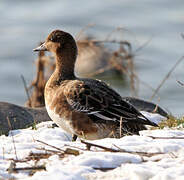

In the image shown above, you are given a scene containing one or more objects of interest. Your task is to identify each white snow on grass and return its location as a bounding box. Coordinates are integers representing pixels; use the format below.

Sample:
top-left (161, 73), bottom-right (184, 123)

top-left (0, 113), bottom-right (184, 180)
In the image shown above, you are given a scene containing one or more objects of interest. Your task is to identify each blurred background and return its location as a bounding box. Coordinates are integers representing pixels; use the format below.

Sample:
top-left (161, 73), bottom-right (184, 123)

top-left (0, 0), bottom-right (184, 116)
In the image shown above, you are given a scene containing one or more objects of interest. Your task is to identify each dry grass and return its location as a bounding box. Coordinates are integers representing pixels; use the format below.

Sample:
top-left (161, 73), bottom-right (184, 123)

top-left (151, 115), bottom-right (184, 129)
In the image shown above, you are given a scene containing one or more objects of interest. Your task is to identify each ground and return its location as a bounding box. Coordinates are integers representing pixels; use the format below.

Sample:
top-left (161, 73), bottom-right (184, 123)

top-left (1, 114), bottom-right (184, 180)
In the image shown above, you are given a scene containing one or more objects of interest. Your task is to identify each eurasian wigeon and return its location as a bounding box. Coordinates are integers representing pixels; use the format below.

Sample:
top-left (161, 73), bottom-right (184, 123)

top-left (33, 30), bottom-right (158, 140)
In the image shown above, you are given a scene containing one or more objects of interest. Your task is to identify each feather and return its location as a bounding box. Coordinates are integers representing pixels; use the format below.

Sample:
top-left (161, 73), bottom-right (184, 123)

top-left (65, 79), bottom-right (158, 127)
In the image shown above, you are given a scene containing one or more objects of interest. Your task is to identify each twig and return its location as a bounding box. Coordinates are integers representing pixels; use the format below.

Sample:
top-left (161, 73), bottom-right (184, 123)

top-left (127, 56), bottom-right (138, 96)
top-left (150, 56), bottom-right (184, 100)
top-left (152, 104), bottom-right (159, 113)
top-left (81, 140), bottom-right (163, 157)
top-left (169, 152), bottom-right (178, 158)
top-left (81, 140), bottom-right (119, 152)
top-left (134, 36), bottom-right (153, 54)
top-left (113, 144), bottom-right (163, 157)
top-left (148, 136), bottom-right (184, 139)
top-left (93, 167), bottom-right (116, 171)
top-left (120, 117), bottom-right (123, 137)
top-left (81, 140), bottom-right (161, 157)
top-left (63, 144), bottom-right (89, 151)
top-left (36, 140), bottom-right (79, 155)
top-left (177, 80), bottom-right (184, 86)
top-left (104, 27), bottom-right (127, 41)
top-left (76, 24), bottom-right (95, 40)
top-left (36, 139), bottom-right (65, 152)
top-left (21, 74), bottom-right (32, 107)
top-left (7, 117), bottom-right (18, 160)
top-left (7, 165), bottom-right (46, 172)
top-left (36, 147), bottom-right (61, 154)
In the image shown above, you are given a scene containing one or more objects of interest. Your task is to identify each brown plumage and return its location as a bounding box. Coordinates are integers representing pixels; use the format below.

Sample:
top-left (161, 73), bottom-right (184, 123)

top-left (33, 30), bottom-right (158, 140)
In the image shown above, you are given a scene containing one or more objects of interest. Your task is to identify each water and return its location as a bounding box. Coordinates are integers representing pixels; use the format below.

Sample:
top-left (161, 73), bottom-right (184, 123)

top-left (0, 0), bottom-right (184, 116)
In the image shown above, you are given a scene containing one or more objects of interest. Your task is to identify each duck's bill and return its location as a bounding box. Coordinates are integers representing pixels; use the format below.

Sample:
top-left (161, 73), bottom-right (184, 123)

top-left (33, 42), bottom-right (47, 51)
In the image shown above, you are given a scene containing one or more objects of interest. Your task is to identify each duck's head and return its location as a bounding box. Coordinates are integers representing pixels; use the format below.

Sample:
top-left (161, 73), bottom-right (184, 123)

top-left (33, 30), bottom-right (77, 57)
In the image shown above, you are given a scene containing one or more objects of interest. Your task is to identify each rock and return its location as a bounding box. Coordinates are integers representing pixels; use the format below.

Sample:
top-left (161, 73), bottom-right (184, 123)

top-left (123, 97), bottom-right (168, 118)
top-left (0, 102), bottom-right (51, 135)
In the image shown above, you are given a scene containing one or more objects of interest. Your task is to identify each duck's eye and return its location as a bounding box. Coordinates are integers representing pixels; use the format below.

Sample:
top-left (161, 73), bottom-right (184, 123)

top-left (50, 35), bottom-right (61, 42)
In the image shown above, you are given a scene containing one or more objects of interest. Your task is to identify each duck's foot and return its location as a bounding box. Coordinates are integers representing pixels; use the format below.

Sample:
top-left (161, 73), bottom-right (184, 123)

top-left (72, 134), bottom-right (78, 141)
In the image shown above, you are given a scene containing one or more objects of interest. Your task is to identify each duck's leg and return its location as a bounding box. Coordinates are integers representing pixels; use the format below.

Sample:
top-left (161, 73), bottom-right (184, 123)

top-left (72, 134), bottom-right (78, 141)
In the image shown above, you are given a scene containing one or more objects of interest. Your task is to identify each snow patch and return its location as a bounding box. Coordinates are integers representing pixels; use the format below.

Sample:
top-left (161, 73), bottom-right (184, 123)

top-left (0, 113), bottom-right (184, 179)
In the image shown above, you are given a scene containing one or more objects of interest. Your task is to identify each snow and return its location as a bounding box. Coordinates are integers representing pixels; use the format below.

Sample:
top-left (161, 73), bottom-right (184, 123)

top-left (1, 113), bottom-right (184, 180)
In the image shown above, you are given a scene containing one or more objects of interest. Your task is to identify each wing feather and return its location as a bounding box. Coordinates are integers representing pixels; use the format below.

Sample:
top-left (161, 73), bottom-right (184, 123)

top-left (64, 79), bottom-right (158, 127)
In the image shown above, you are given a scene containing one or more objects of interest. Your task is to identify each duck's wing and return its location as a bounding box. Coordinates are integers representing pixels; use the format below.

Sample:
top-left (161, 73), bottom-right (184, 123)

top-left (64, 79), bottom-right (158, 127)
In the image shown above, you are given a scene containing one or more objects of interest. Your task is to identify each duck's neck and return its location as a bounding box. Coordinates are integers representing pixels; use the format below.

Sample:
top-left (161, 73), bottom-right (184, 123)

top-left (52, 48), bottom-right (77, 84)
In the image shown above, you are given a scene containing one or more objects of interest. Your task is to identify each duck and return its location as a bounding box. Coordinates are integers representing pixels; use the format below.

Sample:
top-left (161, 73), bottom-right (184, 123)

top-left (33, 29), bottom-right (158, 140)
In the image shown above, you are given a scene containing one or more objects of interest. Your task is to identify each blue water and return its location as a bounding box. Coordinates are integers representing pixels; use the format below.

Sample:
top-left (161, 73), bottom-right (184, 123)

top-left (0, 0), bottom-right (184, 115)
